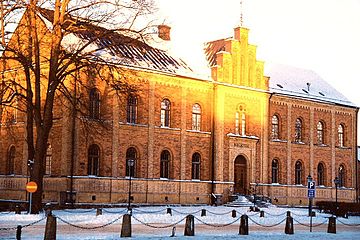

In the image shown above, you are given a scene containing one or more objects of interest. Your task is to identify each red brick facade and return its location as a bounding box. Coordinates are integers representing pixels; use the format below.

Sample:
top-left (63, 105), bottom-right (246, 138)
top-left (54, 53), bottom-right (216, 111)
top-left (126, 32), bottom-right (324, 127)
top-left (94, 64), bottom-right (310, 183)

top-left (0, 26), bottom-right (358, 205)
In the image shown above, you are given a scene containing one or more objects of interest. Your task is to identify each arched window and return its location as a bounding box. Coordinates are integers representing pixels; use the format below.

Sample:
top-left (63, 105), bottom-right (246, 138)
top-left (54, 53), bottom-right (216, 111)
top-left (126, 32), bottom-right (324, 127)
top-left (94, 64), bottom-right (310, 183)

top-left (295, 161), bottom-right (303, 185)
top-left (317, 121), bottom-right (324, 144)
top-left (295, 118), bottom-right (302, 143)
top-left (241, 112), bottom-right (246, 136)
top-left (160, 99), bottom-right (171, 127)
top-left (127, 95), bottom-right (137, 124)
top-left (45, 144), bottom-right (52, 175)
top-left (191, 153), bottom-right (201, 180)
top-left (88, 144), bottom-right (100, 176)
top-left (317, 163), bottom-right (325, 186)
top-left (89, 88), bottom-right (101, 119)
top-left (338, 124), bottom-right (344, 147)
top-left (338, 165), bottom-right (345, 187)
top-left (160, 150), bottom-right (170, 178)
top-left (6, 146), bottom-right (15, 175)
top-left (271, 115), bottom-right (279, 139)
top-left (126, 147), bottom-right (137, 177)
top-left (271, 159), bottom-right (279, 183)
top-left (192, 104), bottom-right (201, 131)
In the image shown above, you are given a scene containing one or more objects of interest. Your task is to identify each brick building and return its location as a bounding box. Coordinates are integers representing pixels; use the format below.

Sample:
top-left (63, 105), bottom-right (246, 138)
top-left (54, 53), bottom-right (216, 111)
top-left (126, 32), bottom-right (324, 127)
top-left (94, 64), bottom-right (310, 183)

top-left (0, 9), bottom-right (358, 205)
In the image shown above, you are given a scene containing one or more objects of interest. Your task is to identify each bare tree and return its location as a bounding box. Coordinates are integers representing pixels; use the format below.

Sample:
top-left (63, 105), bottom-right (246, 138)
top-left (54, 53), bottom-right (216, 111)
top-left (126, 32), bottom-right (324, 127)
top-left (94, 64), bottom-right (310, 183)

top-left (0, 0), bottom-right (158, 213)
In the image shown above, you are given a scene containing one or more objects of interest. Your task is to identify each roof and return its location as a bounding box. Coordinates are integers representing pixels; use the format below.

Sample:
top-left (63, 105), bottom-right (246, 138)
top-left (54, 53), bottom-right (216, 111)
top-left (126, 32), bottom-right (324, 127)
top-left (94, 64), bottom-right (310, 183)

top-left (37, 8), bottom-right (193, 76)
top-left (266, 64), bottom-right (357, 107)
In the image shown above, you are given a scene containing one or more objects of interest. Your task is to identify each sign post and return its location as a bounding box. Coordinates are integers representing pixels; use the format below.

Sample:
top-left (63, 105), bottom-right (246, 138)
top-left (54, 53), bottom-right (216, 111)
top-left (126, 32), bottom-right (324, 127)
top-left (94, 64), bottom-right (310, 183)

top-left (26, 181), bottom-right (38, 214)
top-left (307, 178), bottom-right (316, 232)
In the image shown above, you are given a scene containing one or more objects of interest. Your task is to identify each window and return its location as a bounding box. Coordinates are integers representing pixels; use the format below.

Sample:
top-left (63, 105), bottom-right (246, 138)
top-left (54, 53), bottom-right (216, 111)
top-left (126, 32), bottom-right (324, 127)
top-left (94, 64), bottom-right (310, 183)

top-left (127, 95), bottom-right (137, 124)
top-left (6, 146), bottom-right (15, 175)
top-left (45, 144), bottom-right (52, 175)
top-left (317, 121), bottom-right (324, 144)
top-left (191, 153), bottom-right (201, 180)
top-left (88, 144), bottom-right (100, 176)
top-left (235, 112), bottom-right (240, 134)
top-left (338, 165), bottom-right (345, 187)
top-left (271, 159), bottom-right (279, 183)
top-left (160, 99), bottom-right (171, 127)
top-left (241, 112), bottom-right (246, 136)
top-left (295, 161), bottom-right (303, 185)
top-left (89, 88), bottom-right (101, 119)
top-left (126, 147), bottom-right (137, 177)
top-left (317, 163), bottom-right (325, 186)
top-left (338, 124), bottom-right (344, 147)
top-left (160, 150), bottom-right (170, 178)
top-left (192, 104), bottom-right (201, 131)
top-left (295, 118), bottom-right (302, 143)
top-left (271, 115), bottom-right (279, 139)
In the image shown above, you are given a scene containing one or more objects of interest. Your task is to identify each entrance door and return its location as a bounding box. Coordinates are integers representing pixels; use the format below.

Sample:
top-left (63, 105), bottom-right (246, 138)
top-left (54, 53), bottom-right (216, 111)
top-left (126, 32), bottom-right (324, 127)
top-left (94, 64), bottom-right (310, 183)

top-left (234, 155), bottom-right (247, 194)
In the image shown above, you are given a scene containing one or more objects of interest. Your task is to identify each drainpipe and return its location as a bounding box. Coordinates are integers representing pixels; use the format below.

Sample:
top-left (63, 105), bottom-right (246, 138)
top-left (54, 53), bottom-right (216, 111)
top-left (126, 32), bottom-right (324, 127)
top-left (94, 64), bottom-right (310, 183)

top-left (210, 83), bottom-right (216, 204)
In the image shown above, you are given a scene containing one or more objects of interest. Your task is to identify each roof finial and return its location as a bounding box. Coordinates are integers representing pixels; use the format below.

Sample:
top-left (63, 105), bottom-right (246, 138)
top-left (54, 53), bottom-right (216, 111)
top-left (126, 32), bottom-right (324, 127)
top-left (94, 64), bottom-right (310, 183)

top-left (240, 0), bottom-right (244, 27)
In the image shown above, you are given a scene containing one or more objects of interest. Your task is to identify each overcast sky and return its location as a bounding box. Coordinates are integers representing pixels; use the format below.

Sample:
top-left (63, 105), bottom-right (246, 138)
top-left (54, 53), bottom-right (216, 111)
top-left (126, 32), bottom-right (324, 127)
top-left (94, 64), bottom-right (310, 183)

top-left (156, 0), bottom-right (360, 144)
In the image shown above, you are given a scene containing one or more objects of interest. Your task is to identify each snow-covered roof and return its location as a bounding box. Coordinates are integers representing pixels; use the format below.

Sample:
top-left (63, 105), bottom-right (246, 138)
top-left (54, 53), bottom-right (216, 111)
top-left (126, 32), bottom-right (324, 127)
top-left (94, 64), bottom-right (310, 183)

top-left (266, 64), bottom-right (357, 107)
top-left (37, 8), bottom-right (193, 76)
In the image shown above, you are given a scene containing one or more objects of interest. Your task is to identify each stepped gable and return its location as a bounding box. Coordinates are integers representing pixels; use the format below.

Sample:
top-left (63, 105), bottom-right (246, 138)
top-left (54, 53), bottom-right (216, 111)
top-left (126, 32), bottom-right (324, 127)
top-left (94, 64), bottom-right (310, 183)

top-left (37, 8), bottom-right (193, 75)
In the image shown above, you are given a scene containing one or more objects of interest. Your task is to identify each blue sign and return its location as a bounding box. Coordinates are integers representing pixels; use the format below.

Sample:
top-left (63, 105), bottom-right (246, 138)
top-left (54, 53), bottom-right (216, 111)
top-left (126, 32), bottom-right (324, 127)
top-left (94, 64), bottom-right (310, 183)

top-left (308, 189), bottom-right (315, 198)
top-left (307, 180), bottom-right (316, 198)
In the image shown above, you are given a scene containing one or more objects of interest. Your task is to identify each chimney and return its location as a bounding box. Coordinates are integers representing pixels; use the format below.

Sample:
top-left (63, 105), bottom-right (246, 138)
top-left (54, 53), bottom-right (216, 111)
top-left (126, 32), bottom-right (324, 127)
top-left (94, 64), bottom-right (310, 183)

top-left (158, 25), bottom-right (171, 41)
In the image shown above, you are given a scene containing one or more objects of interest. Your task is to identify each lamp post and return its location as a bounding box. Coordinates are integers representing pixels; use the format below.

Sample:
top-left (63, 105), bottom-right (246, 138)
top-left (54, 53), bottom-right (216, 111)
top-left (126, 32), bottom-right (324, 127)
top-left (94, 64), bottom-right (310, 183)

top-left (307, 175), bottom-right (313, 217)
top-left (334, 176), bottom-right (340, 215)
top-left (127, 159), bottom-right (135, 214)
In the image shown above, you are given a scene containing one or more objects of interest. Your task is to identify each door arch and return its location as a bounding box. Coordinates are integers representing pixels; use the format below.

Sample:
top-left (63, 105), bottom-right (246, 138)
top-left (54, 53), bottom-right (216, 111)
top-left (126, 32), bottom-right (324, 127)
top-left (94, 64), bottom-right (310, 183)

top-left (234, 155), bottom-right (247, 194)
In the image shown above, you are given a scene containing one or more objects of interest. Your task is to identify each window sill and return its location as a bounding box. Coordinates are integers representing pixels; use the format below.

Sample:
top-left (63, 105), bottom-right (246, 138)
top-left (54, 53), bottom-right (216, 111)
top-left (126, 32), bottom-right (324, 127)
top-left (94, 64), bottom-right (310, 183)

top-left (314, 143), bottom-right (329, 147)
top-left (292, 141), bottom-right (306, 145)
top-left (336, 146), bottom-right (351, 150)
top-left (270, 139), bottom-right (287, 143)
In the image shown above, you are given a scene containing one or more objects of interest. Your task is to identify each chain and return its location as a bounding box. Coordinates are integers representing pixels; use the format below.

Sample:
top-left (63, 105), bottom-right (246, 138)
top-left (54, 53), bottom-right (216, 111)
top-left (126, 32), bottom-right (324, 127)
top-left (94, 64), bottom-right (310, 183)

top-left (292, 218), bottom-right (328, 227)
top-left (102, 208), bottom-right (128, 214)
top-left (248, 216), bottom-right (286, 227)
top-left (22, 216), bottom-right (47, 228)
top-left (263, 211), bottom-right (287, 217)
top-left (292, 212), bottom-right (309, 217)
top-left (241, 211), bottom-right (259, 217)
top-left (62, 209), bottom-right (95, 214)
top-left (0, 216), bottom-right (46, 231)
top-left (132, 208), bottom-right (166, 214)
top-left (206, 209), bottom-right (234, 216)
top-left (131, 214), bottom-right (186, 229)
top-left (193, 215), bottom-right (241, 227)
top-left (55, 214), bottom-right (122, 230)
top-left (337, 219), bottom-right (360, 227)
top-left (172, 209), bottom-right (202, 215)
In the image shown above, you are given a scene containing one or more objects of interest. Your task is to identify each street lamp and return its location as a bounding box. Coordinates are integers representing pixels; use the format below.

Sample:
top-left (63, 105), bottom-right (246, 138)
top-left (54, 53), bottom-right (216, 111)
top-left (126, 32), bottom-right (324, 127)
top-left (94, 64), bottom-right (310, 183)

top-left (127, 159), bottom-right (135, 214)
top-left (334, 176), bottom-right (340, 214)
top-left (307, 175), bottom-right (313, 217)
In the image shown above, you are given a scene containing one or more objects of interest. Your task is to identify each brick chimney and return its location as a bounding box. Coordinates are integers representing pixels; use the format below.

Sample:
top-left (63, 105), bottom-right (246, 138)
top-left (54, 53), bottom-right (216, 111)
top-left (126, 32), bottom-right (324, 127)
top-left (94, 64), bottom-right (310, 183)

top-left (158, 25), bottom-right (171, 41)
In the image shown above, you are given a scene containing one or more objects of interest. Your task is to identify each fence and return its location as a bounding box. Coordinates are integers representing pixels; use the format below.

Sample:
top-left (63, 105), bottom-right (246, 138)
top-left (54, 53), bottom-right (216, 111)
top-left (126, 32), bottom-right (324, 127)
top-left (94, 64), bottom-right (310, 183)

top-left (1, 207), bottom-right (360, 239)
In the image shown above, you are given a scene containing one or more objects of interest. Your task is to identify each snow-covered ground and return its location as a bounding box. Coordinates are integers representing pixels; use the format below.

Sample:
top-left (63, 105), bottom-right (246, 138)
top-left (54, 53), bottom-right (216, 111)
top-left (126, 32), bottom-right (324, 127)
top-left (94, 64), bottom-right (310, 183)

top-left (1, 205), bottom-right (359, 239)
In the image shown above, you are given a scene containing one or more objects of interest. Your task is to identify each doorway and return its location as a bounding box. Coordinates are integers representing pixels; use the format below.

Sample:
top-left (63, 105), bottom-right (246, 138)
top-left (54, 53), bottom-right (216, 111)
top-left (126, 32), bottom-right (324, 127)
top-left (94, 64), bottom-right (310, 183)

top-left (234, 155), bottom-right (247, 194)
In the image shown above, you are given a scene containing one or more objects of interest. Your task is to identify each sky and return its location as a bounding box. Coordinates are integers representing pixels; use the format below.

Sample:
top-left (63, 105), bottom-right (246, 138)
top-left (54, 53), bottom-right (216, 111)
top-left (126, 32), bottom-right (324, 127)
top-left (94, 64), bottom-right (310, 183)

top-left (155, 0), bottom-right (360, 145)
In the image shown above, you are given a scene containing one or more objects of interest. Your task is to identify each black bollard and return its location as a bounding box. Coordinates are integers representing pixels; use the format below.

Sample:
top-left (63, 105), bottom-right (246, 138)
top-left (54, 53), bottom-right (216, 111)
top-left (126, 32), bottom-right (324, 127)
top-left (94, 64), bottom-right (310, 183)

top-left (167, 208), bottom-right (172, 216)
top-left (286, 211), bottom-right (291, 217)
top-left (239, 215), bottom-right (249, 235)
top-left (44, 213), bottom-right (57, 240)
top-left (201, 209), bottom-right (206, 217)
top-left (327, 216), bottom-right (336, 234)
top-left (16, 225), bottom-right (21, 240)
top-left (15, 205), bottom-right (21, 215)
top-left (260, 210), bottom-right (265, 218)
top-left (96, 208), bottom-right (103, 216)
top-left (285, 214), bottom-right (294, 235)
top-left (184, 215), bottom-right (195, 236)
top-left (232, 209), bottom-right (237, 218)
top-left (121, 214), bottom-right (132, 237)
